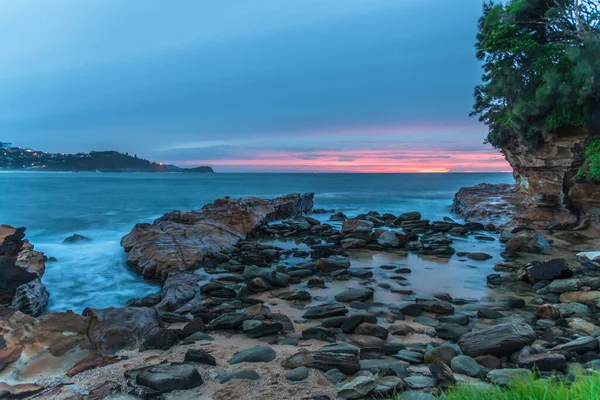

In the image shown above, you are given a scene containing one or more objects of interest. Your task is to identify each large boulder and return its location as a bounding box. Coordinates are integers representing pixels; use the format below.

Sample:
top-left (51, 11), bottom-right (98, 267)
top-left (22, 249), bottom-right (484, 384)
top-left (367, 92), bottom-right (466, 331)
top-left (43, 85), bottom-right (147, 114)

top-left (84, 307), bottom-right (162, 353)
top-left (518, 258), bottom-right (572, 283)
top-left (458, 323), bottom-right (536, 357)
top-left (0, 308), bottom-right (93, 381)
top-left (121, 193), bottom-right (314, 280)
top-left (0, 225), bottom-right (49, 316)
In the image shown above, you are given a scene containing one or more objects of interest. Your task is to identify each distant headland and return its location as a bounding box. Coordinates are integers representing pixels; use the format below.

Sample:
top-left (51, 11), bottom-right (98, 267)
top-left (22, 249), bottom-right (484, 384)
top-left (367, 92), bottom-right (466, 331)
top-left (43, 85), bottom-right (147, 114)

top-left (0, 142), bottom-right (213, 173)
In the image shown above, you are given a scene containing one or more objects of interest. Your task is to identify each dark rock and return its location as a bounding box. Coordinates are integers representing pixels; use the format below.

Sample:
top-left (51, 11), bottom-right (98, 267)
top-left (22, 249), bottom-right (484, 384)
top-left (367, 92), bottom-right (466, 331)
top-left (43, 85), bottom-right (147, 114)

top-left (135, 364), bottom-right (203, 392)
top-left (303, 303), bottom-right (348, 319)
top-left (220, 369), bottom-right (260, 383)
top-left (206, 312), bottom-right (249, 330)
top-left (324, 368), bottom-right (346, 384)
top-left (435, 323), bottom-right (471, 341)
top-left (450, 355), bottom-right (481, 377)
top-left (139, 328), bottom-right (180, 351)
top-left (353, 323), bottom-right (388, 340)
top-left (417, 299), bottom-right (454, 314)
top-left (458, 323), bottom-right (536, 357)
top-left (63, 234), bottom-right (91, 243)
top-left (303, 327), bottom-right (338, 343)
top-left (282, 351), bottom-right (360, 375)
top-left (520, 258), bottom-right (573, 283)
top-left (429, 359), bottom-right (455, 389)
top-left (335, 288), bottom-right (374, 302)
top-left (182, 318), bottom-right (205, 337)
top-left (316, 256), bottom-right (351, 273)
top-left (477, 307), bottom-right (504, 319)
top-left (245, 322), bottom-right (283, 338)
top-left (286, 366), bottom-right (309, 381)
top-left (517, 353), bottom-right (566, 371)
top-left (337, 376), bottom-right (377, 399)
top-left (184, 349), bottom-right (216, 366)
top-left (228, 346), bottom-right (276, 364)
top-left (466, 253), bottom-right (492, 261)
top-left (424, 345), bottom-right (458, 365)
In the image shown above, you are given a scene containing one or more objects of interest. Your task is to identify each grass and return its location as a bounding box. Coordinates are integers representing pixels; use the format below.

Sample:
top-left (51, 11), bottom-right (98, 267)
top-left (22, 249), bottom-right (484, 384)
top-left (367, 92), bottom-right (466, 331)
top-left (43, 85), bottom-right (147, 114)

top-left (389, 373), bottom-right (600, 400)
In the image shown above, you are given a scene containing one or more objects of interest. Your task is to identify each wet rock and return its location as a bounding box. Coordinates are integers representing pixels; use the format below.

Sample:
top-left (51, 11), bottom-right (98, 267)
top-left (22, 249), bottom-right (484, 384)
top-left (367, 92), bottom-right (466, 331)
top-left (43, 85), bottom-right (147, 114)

top-left (63, 234), bottom-right (91, 243)
top-left (477, 307), bottom-right (504, 319)
top-left (286, 366), bottom-right (309, 382)
top-left (135, 364), bottom-right (203, 392)
top-left (519, 258), bottom-right (572, 283)
top-left (429, 359), bottom-right (455, 389)
top-left (242, 265), bottom-right (290, 287)
top-left (404, 376), bottom-right (436, 390)
top-left (302, 327), bottom-right (338, 343)
top-left (338, 376), bottom-right (377, 399)
top-left (396, 211), bottom-right (422, 222)
top-left (559, 291), bottom-right (600, 304)
top-left (342, 220), bottom-right (374, 241)
top-left (576, 251), bottom-right (600, 268)
top-left (321, 316), bottom-right (347, 328)
top-left (377, 231), bottom-right (407, 248)
top-left (487, 368), bottom-right (532, 386)
top-left (183, 332), bottom-right (215, 344)
top-left (553, 302), bottom-right (591, 317)
top-left (517, 353), bottom-right (566, 371)
top-left (550, 336), bottom-right (599, 353)
top-left (547, 278), bottom-right (583, 294)
top-left (316, 256), bottom-right (351, 273)
top-left (450, 355), bottom-right (481, 377)
top-left (282, 351), bottom-right (360, 375)
top-left (395, 350), bottom-right (424, 363)
top-left (206, 312), bottom-right (249, 330)
top-left (84, 307), bottom-right (161, 353)
top-left (335, 288), bottom-right (374, 302)
top-left (416, 299), bottom-right (454, 314)
top-left (228, 346), bottom-right (276, 364)
top-left (401, 220), bottom-right (431, 234)
top-left (341, 239), bottom-right (367, 249)
top-left (220, 369), bottom-right (260, 383)
top-left (502, 297), bottom-right (526, 309)
top-left (424, 345), bottom-right (459, 365)
top-left (303, 303), bottom-right (348, 319)
top-left (567, 317), bottom-right (600, 335)
top-left (436, 314), bottom-right (470, 326)
top-left (324, 368), bottom-right (347, 384)
top-left (458, 323), bottom-right (536, 357)
top-left (319, 343), bottom-right (360, 355)
top-left (466, 252), bottom-right (492, 261)
top-left (184, 349), bottom-right (216, 366)
top-left (435, 323), bottom-right (471, 341)
top-left (245, 322), bottom-right (284, 338)
top-left (139, 328), bottom-right (180, 351)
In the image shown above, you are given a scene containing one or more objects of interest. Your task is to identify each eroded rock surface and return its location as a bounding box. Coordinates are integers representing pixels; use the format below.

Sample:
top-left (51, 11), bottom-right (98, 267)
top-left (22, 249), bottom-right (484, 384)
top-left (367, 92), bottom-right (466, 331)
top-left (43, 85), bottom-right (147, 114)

top-left (121, 193), bottom-right (314, 280)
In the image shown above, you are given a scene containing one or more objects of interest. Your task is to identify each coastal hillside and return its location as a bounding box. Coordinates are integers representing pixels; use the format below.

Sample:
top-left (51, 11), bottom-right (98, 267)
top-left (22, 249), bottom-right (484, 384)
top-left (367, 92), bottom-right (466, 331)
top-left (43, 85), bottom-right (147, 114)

top-left (0, 146), bottom-right (213, 173)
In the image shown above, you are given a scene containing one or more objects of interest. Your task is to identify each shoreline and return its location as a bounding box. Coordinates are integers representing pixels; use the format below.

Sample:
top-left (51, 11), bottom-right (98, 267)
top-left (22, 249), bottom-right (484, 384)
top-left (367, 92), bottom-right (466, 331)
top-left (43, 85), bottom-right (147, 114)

top-left (1, 189), bottom-right (599, 399)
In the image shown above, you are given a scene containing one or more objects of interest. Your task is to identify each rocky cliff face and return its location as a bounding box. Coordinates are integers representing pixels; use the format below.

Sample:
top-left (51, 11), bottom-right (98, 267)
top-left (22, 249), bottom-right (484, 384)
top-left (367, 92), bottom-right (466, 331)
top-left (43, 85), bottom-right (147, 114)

top-left (0, 225), bottom-right (49, 316)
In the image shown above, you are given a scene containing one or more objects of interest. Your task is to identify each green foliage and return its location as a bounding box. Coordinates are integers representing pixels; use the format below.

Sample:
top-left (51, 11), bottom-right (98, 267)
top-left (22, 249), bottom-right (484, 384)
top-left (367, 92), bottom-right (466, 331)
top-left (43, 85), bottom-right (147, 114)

top-left (389, 372), bottom-right (600, 400)
top-left (585, 137), bottom-right (600, 180)
top-left (472, 0), bottom-right (600, 148)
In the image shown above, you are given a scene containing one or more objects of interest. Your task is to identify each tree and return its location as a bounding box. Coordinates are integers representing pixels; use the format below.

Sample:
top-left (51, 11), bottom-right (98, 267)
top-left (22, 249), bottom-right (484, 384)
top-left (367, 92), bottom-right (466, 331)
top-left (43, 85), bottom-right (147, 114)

top-left (471, 0), bottom-right (600, 149)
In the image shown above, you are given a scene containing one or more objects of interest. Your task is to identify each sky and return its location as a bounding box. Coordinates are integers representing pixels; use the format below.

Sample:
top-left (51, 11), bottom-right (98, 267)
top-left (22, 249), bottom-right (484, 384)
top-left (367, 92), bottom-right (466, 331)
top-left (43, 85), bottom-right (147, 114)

top-left (0, 0), bottom-right (510, 173)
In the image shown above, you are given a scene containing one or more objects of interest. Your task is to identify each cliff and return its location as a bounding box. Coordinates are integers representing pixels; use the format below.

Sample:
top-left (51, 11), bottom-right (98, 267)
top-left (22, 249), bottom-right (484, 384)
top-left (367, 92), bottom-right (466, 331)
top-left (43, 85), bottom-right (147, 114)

top-left (454, 128), bottom-right (600, 252)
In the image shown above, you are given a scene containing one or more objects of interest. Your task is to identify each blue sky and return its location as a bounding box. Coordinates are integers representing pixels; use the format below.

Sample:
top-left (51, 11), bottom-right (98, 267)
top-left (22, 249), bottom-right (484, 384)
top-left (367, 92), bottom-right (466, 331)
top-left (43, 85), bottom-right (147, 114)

top-left (0, 0), bottom-right (509, 172)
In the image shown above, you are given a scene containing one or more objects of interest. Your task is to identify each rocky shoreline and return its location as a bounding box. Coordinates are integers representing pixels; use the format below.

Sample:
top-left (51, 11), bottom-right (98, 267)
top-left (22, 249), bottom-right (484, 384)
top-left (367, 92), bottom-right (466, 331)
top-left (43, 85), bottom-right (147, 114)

top-left (1, 191), bottom-right (600, 399)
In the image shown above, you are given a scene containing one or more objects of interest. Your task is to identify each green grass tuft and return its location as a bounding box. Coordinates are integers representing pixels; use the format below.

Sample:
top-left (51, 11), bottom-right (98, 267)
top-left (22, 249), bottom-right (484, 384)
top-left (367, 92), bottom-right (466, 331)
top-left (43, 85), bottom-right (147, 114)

top-left (388, 373), bottom-right (600, 400)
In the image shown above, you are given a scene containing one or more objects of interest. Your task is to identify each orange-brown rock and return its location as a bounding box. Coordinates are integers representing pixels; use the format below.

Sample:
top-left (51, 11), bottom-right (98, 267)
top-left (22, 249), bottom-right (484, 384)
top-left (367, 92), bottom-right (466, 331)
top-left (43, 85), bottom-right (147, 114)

top-left (0, 225), bottom-right (49, 316)
top-left (536, 304), bottom-right (562, 320)
top-left (121, 193), bottom-right (314, 281)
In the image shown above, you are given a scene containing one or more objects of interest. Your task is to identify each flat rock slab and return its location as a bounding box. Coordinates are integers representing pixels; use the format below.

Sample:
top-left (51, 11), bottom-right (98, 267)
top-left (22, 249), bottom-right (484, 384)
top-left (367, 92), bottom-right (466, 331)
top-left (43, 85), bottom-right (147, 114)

top-left (228, 345), bottom-right (276, 364)
top-left (282, 351), bottom-right (360, 375)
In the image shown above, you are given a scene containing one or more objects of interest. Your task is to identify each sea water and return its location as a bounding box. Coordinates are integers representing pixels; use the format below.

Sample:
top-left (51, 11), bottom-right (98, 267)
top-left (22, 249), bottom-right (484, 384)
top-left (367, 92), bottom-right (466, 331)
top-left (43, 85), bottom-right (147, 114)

top-left (0, 172), bottom-right (514, 312)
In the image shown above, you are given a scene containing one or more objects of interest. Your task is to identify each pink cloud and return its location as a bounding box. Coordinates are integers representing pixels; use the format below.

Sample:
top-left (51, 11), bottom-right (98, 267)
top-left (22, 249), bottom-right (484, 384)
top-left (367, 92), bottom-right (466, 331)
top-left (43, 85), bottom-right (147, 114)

top-left (166, 147), bottom-right (510, 173)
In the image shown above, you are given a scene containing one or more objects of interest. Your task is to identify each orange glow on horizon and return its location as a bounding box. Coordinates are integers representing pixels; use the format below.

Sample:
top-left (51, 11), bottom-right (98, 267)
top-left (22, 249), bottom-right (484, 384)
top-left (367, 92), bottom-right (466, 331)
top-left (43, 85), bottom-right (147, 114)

top-left (166, 148), bottom-right (511, 173)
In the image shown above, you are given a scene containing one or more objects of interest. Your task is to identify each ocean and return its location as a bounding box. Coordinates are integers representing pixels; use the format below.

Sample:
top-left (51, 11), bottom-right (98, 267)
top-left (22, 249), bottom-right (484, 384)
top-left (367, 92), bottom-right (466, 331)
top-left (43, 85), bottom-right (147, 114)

top-left (0, 172), bottom-right (515, 312)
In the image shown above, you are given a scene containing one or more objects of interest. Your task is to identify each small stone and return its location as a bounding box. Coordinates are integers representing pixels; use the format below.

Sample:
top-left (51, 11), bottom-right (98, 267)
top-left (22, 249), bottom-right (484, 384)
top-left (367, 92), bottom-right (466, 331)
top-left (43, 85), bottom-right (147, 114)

top-left (487, 368), bottom-right (532, 386)
top-left (227, 346), bottom-right (276, 364)
top-left (184, 349), bottom-right (216, 366)
top-left (220, 369), bottom-right (260, 383)
top-left (324, 368), bottom-right (347, 384)
top-left (450, 355), bottom-right (481, 377)
top-left (404, 376), bottom-right (436, 390)
top-left (286, 366), bottom-right (309, 382)
top-left (338, 376), bottom-right (377, 399)
top-left (136, 364), bottom-right (203, 392)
